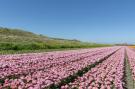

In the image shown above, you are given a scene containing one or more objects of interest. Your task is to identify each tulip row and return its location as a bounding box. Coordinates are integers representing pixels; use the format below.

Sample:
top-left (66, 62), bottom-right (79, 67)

top-left (0, 47), bottom-right (120, 88)
top-left (61, 48), bottom-right (125, 89)
top-left (126, 47), bottom-right (135, 81)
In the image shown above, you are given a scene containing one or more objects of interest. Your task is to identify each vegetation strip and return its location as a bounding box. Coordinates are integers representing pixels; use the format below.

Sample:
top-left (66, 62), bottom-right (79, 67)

top-left (124, 51), bottom-right (135, 89)
top-left (46, 49), bottom-right (119, 89)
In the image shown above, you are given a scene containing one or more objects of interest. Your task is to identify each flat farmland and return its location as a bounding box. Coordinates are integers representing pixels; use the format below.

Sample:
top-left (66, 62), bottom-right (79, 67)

top-left (0, 46), bottom-right (135, 89)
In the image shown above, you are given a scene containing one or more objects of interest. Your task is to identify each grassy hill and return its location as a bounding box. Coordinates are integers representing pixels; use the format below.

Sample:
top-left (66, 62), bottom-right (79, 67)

top-left (0, 27), bottom-right (111, 54)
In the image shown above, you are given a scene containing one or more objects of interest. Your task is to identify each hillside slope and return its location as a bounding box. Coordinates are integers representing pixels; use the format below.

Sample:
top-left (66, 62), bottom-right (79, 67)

top-left (0, 27), bottom-right (110, 51)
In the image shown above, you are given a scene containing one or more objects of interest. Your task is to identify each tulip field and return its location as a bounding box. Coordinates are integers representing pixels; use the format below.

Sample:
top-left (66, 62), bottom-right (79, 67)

top-left (0, 46), bottom-right (135, 89)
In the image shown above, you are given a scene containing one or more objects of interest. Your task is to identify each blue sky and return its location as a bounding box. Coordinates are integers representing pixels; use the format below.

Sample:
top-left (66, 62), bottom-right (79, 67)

top-left (0, 0), bottom-right (135, 44)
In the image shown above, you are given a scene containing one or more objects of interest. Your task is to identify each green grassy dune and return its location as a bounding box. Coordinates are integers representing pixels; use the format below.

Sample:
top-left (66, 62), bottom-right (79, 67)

top-left (0, 27), bottom-right (111, 54)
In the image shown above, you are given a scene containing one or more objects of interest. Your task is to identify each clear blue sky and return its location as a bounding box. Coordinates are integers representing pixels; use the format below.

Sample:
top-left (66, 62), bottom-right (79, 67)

top-left (0, 0), bottom-right (135, 44)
